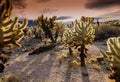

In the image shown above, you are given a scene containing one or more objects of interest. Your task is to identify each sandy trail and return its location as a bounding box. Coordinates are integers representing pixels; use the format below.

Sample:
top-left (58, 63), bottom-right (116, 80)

top-left (0, 38), bottom-right (111, 82)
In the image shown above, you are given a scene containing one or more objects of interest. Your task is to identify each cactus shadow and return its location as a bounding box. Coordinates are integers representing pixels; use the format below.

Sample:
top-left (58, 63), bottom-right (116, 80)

top-left (64, 65), bottom-right (72, 82)
top-left (28, 54), bottom-right (55, 82)
top-left (81, 65), bottom-right (90, 82)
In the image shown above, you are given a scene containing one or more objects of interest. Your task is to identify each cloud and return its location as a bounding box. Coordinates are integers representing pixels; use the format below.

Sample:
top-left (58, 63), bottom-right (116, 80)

top-left (36, 0), bottom-right (52, 3)
top-left (40, 8), bottom-right (57, 14)
top-left (12, 0), bottom-right (27, 9)
top-left (56, 16), bottom-right (73, 20)
top-left (97, 10), bottom-right (120, 21)
top-left (85, 0), bottom-right (120, 9)
top-left (100, 10), bottom-right (120, 17)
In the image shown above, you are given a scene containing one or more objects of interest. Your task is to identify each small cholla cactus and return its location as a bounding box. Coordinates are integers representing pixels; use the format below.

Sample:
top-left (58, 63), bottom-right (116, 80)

top-left (53, 21), bottom-right (67, 42)
top-left (34, 15), bottom-right (57, 43)
top-left (101, 37), bottom-right (120, 82)
top-left (80, 16), bottom-right (94, 23)
top-left (26, 26), bottom-right (43, 40)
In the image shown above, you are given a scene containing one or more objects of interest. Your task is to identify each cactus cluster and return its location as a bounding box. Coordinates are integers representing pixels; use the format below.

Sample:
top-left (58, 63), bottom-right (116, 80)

top-left (34, 15), bottom-right (57, 43)
top-left (0, 0), bottom-right (28, 72)
top-left (53, 21), bottom-right (67, 42)
top-left (63, 17), bottom-right (95, 66)
top-left (24, 26), bottom-right (43, 40)
top-left (101, 37), bottom-right (120, 81)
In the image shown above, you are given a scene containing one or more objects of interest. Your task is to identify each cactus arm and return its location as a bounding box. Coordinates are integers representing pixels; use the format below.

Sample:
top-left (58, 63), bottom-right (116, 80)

top-left (18, 19), bottom-right (28, 30)
top-left (101, 37), bottom-right (120, 80)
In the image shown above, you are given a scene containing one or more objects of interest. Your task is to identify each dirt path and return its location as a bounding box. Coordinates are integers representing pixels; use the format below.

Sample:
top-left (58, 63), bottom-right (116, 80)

top-left (0, 40), bottom-right (111, 82)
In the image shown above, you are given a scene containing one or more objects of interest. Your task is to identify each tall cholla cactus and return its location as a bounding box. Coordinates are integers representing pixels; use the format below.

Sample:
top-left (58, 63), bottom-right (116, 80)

top-left (0, 0), bottom-right (28, 52)
top-left (0, 0), bottom-right (28, 72)
top-left (63, 19), bottom-right (95, 66)
top-left (101, 37), bottom-right (120, 82)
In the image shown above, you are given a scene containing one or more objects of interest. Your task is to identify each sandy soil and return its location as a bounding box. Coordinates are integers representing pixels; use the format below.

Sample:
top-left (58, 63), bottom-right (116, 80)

top-left (0, 38), bottom-right (113, 82)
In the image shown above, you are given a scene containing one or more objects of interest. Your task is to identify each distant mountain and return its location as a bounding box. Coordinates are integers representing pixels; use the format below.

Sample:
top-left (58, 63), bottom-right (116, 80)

top-left (56, 16), bottom-right (72, 20)
top-left (19, 19), bottom-right (36, 26)
top-left (64, 21), bottom-right (73, 25)
top-left (19, 17), bottom-right (120, 27)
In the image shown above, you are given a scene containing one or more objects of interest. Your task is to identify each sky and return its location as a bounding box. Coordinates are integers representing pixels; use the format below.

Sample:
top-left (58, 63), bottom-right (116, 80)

top-left (11, 0), bottom-right (120, 21)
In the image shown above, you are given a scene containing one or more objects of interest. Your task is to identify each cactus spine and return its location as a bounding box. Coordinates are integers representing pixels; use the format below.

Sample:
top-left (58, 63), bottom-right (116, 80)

top-left (101, 37), bottom-right (120, 82)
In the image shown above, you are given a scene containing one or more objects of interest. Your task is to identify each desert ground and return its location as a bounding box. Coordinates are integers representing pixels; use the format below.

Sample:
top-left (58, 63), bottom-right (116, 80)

top-left (0, 37), bottom-right (114, 82)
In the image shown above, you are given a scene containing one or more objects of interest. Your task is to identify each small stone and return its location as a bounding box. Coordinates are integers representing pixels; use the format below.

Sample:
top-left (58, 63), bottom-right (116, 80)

top-left (82, 72), bottom-right (88, 76)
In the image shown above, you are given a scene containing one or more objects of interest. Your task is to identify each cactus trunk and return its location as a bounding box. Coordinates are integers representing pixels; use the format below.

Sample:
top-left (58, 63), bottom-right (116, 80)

top-left (41, 23), bottom-right (55, 43)
top-left (79, 44), bottom-right (86, 66)
top-left (68, 47), bottom-right (73, 56)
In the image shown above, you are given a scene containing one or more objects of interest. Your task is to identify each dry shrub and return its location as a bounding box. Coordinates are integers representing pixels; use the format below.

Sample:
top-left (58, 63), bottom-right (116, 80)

top-left (87, 55), bottom-right (97, 63)
top-left (0, 73), bottom-right (21, 82)
top-left (95, 25), bottom-right (120, 41)
top-left (92, 64), bottom-right (101, 71)
top-left (57, 51), bottom-right (81, 68)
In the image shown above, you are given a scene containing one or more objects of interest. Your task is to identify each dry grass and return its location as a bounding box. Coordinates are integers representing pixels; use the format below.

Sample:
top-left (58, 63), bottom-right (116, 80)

top-left (87, 55), bottom-right (97, 63)
top-left (0, 73), bottom-right (21, 82)
top-left (92, 64), bottom-right (101, 72)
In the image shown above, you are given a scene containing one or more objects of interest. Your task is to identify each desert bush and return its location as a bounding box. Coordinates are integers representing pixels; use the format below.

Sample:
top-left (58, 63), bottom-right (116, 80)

top-left (0, 73), bottom-right (21, 82)
top-left (95, 24), bottom-right (120, 41)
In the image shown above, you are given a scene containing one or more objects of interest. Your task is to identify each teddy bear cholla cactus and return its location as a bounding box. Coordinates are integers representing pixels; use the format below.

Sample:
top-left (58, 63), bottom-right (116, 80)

top-left (101, 37), bottom-right (120, 82)
top-left (34, 15), bottom-right (57, 43)
top-left (63, 19), bottom-right (95, 66)
top-left (52, 21), bottom-right (67, 42)
top-left (0, 0), bottom-right (28, 73)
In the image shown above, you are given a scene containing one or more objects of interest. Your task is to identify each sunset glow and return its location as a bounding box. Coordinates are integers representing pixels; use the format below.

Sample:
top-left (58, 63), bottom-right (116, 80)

top-left (12, 0), bottom-right (120, 21)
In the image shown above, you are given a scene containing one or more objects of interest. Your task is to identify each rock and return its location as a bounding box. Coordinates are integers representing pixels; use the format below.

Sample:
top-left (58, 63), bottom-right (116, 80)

top-left (82, 72), bottom-right (88, 76)
top-left (0, 61), bottom-right (5, 73)
top-left (97, 57), bottom-right (105, 65)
